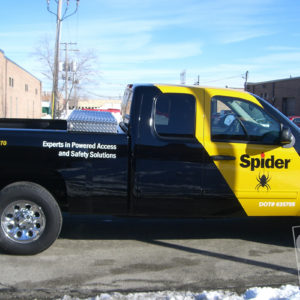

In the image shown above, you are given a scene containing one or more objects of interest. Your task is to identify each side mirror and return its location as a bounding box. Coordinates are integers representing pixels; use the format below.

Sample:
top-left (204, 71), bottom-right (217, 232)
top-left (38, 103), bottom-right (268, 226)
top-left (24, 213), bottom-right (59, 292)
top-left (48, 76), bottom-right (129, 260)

top-left (280, 126), bottom-right (293, 145)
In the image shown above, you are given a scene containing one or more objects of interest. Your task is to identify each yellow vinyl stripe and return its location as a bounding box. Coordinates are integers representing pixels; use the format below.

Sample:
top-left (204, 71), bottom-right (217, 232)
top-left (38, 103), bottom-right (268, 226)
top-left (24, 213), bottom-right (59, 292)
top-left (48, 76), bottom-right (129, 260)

top-left (154, 84), bottom-right (300, 216)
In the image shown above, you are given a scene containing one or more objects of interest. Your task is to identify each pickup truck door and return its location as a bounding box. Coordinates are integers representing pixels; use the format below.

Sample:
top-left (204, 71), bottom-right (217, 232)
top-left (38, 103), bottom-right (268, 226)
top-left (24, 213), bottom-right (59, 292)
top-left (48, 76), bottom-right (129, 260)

top-left (202, 89), bottom-right (300, 216)
top-left (133, 86), bottom-right (244, 217)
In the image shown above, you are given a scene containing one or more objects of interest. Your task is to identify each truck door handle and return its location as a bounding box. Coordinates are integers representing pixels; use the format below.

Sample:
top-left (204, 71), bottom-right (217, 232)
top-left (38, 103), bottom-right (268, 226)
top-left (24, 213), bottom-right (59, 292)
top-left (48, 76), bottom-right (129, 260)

top-left (211, 155), bottom-right (236, 161)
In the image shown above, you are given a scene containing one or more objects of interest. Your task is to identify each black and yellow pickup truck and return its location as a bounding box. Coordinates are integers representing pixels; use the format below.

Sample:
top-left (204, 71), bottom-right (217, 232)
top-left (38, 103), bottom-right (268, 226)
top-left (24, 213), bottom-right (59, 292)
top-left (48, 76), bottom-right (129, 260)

top-left (0, 84), bottom-right (299, 254)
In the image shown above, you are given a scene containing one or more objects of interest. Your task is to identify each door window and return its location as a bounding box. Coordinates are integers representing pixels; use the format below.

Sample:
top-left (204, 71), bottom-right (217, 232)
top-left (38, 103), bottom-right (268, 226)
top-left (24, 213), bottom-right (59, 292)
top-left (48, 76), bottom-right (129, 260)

top-left (211, 96), bottom-right (281, 144)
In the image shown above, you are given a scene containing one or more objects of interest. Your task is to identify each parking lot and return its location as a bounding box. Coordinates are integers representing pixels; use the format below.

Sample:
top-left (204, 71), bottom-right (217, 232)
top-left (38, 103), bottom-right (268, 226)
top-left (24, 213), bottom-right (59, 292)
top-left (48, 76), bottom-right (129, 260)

top-left (0, 215), bottom-right (299, 299)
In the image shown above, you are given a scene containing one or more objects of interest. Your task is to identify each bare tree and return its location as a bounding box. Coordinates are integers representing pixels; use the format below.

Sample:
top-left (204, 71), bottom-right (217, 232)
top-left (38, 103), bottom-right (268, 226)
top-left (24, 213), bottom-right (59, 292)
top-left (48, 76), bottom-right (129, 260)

top-left (34, 35), bottom-right (55, 82)
top-left (34, 35), bottom-right (99, 116)
top-left (66, 49), bottom-right (99, 108)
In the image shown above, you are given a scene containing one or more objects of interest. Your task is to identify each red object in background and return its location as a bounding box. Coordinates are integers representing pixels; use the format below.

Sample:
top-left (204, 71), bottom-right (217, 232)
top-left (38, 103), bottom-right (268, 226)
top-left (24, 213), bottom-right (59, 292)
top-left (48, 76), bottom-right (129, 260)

top-left (288, 116), bottom-right (300, 127)
top-left (82, 108), bottom-right (120, 113)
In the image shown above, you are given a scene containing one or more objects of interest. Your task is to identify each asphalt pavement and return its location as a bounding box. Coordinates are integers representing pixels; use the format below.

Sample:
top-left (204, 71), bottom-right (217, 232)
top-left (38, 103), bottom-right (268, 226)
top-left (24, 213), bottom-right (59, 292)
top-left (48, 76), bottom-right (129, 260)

top-left (0, 215), bottom-right (299, 299)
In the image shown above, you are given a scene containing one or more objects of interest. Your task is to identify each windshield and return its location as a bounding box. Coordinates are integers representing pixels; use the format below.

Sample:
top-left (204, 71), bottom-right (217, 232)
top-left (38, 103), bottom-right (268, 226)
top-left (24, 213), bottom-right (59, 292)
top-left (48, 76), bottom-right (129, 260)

top-left (254, 95), bottom-right (300, 133)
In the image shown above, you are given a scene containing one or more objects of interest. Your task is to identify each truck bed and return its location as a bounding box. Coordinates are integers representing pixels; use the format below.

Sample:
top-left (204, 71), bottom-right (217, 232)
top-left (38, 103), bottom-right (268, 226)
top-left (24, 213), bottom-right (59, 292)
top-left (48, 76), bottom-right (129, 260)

top-left (0, 111), bottom-right (129, 215)
top-left (0, 110), bottom-right (119, 134)
top-left (0, 118), bottom-right (67, 130)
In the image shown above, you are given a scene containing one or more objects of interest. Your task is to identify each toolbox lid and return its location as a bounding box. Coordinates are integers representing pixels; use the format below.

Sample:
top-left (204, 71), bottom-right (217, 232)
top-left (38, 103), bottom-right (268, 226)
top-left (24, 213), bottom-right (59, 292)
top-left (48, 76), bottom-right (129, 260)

top-left (67, 110), bottom-right (118, 133)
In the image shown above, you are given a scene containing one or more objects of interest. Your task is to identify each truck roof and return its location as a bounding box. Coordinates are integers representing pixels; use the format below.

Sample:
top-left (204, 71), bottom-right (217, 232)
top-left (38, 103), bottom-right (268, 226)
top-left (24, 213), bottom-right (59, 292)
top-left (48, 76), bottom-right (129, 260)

top-left (129, 83), bottom-right (250, 97)
top-left (151, 83), bottom-right (255, 102)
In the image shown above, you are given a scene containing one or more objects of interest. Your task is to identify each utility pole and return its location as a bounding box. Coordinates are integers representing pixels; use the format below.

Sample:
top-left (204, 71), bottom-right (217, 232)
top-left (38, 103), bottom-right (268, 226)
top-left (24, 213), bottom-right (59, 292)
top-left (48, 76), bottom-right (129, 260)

top-left (180, 70), bottom-right (186, 85)
top-left (52, 0), bottom-right (62, 119)
top-left (64, 42), bottom-right (68, 107)
top-left (61, 42), bottom-right (78, 114)
top-left (194, 75), bottom-right (200, 85)
top-left (46, 0), bottom-right (80, 119)
top-left (244, 70), bottom-right (249, 91)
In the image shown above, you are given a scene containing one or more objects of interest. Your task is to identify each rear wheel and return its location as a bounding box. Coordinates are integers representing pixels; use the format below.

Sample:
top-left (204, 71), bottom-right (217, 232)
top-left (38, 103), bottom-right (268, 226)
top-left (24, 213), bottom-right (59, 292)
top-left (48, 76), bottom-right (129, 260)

top-left (0, 182), bottom-right (62, 255)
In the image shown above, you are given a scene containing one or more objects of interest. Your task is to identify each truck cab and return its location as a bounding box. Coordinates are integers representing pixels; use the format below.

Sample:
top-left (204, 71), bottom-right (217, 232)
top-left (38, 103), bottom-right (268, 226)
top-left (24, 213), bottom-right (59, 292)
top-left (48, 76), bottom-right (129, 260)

top-left (124, 84), bottom-right (300, 217)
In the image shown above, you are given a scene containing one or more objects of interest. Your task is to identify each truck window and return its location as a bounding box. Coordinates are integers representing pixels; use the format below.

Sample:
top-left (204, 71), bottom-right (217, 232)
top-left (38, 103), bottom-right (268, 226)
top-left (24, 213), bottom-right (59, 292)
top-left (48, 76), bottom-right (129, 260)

top-left (154, 93), bottom-right (195, 138)
top-left (211, 96), bottom-right (281, 144)
top-left (121, 87), bottom-right (133, 125)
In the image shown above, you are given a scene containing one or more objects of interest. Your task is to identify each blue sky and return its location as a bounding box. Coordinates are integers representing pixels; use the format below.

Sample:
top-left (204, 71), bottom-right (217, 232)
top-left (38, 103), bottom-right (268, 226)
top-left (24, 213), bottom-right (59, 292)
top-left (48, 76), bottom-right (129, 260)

top-left (1, 0), bottom-right (300, 99)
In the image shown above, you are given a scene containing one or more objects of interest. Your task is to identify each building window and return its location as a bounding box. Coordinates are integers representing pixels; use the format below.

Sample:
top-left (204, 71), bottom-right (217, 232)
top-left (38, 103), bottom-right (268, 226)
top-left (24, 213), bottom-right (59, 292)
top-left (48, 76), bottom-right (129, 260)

top-left (9, 77), bottom-right (14, 87)
top-left (35, 88), bottom-right (38, 95)
top-left (25, 84), bottom-right (28, 92)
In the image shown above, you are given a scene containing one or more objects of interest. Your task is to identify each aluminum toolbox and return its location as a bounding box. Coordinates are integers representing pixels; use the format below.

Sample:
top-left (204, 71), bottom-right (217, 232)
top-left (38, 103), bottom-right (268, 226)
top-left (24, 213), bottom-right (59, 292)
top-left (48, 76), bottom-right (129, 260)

top-left (67, 110), bottom-right (118, 133)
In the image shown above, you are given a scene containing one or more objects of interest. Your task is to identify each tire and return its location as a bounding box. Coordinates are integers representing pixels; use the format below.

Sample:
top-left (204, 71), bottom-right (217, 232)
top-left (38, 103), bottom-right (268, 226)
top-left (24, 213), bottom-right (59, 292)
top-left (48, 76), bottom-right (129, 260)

top-left (0, 182), bottom-right (62, 255)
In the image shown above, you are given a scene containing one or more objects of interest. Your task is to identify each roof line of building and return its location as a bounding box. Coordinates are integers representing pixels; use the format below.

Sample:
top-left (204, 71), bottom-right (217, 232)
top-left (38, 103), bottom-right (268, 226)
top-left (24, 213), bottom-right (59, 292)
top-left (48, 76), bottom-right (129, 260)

top-left (0, 49), bottom-right (41, 83)
top-left (247, 76), bottom-right (300, 85)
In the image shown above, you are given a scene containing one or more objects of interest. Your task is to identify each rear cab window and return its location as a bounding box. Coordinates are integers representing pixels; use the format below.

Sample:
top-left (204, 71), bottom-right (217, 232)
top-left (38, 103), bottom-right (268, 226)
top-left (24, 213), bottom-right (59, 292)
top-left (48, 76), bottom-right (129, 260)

top-left (153, 93), bottom-right (196, 139)
top-left (121, 86), bottom-right (133, 126)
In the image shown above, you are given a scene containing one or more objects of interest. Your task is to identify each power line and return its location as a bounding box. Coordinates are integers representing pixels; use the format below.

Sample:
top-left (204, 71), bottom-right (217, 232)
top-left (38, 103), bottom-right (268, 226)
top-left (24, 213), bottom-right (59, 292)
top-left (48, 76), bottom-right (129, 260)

top-left (85, 90), bottom-right (121, 100)
top-left (201, 75), bottom-right (243, 84)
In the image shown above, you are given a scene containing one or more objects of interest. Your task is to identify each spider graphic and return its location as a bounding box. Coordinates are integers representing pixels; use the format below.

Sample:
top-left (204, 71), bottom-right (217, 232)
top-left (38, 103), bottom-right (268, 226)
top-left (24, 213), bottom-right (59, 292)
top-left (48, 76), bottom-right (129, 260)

top-left (256, 173), bottom-right (271, 191)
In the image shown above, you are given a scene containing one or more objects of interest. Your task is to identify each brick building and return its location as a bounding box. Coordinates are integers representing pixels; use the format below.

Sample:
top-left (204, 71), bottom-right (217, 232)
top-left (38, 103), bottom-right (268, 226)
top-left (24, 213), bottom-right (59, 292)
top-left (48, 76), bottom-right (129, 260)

top-left (0, 49), bottom-right (42, 118)
top-left (246, 77), bottom-right (300, 116)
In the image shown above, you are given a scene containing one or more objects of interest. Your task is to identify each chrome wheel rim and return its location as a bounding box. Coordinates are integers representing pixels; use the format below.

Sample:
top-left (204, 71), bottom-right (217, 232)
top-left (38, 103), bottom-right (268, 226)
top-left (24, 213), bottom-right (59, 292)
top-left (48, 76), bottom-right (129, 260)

top-left (1, 200), bottom-right (46, 243)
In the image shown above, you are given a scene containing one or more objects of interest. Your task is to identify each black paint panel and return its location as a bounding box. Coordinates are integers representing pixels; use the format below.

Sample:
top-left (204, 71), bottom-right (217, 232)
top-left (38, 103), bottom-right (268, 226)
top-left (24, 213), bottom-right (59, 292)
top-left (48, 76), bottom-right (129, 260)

top-left (0, 129), bottom-right (129, 214)
top-left (0, 86), bottom-right (252, 218)
top-left (131, 86), bottom-right (246, 217)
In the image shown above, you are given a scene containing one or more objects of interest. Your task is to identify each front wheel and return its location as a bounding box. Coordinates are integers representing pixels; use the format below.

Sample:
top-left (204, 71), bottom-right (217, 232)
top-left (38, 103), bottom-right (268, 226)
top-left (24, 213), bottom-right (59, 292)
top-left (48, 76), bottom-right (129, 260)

top-left (0, 182), bottom-right (62, 255)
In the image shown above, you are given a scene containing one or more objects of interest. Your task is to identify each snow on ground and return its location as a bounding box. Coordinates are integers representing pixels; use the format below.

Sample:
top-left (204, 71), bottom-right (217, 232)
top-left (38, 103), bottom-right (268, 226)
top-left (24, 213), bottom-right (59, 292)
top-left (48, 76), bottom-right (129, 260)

top-left (60, 285), bottom-right (300, 300)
